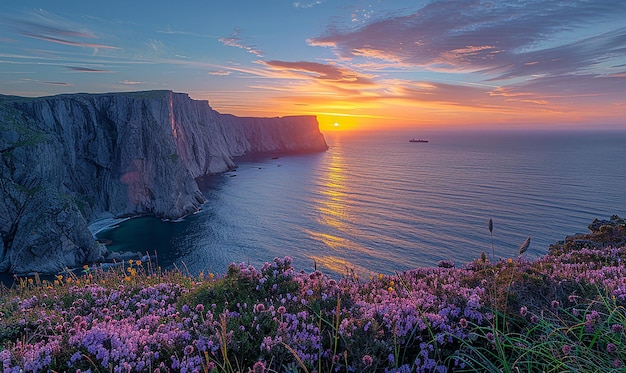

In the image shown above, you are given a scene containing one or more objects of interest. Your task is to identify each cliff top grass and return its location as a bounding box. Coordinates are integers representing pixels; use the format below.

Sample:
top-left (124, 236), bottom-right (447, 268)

top-left (1, 217), bottom-right (625, 372)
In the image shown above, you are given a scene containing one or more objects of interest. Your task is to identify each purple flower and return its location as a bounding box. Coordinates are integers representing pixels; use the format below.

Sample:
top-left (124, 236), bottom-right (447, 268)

top-left (253, 361), bottom-right (266, 373)
top-left (613, 359), bottom-right (623, 368)
top-left (362, 354), bottom-right (373, 367)
top-left (611, 324), bottom-right (624, 333)
top-left (184, 345), bottom-right (194, 355)
top-left (607, 343), bottom-right (617, 353)
top-left (562, 344), bottom-right (572, 355)
top-left (551, 300), bottom-right (559, 310)
top-left (458, 318), bottom-right (468, 329)
top-left (195, 304), bottom-right (204, 313)
top-left (519, 306), bottom-right (528, 317)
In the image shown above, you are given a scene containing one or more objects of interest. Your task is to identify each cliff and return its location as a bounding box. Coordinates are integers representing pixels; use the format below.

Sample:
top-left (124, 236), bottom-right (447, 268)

top-left (0, 90), bottom-right (328, 274)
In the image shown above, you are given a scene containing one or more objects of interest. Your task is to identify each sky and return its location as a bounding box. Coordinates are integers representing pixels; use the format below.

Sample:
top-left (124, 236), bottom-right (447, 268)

top-left (1, 0), bottom-right (625, 132)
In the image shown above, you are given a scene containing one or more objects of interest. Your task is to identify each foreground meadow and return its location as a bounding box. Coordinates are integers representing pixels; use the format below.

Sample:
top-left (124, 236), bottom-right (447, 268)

top-left (1, 217), bottom-right (625, 372)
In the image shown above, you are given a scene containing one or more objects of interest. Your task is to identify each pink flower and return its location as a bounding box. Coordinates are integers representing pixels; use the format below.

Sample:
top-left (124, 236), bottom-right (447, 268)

top-left (362, 354), bottom-right (373, 367)
top-left (562, 344), bottom-right (572, 355)
top-left (519, 306), bottom-right (528, 316)
top-left (253, 361), bottom-right (266, 373)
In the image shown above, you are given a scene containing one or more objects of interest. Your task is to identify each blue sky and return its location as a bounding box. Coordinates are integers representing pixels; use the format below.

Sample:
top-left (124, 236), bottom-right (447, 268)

top-left (1, 0), bottom-right (625, 130)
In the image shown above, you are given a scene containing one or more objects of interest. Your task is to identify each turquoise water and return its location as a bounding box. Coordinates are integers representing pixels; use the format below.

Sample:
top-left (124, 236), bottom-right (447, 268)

top-left (97, 130), bottom-right (626, 276)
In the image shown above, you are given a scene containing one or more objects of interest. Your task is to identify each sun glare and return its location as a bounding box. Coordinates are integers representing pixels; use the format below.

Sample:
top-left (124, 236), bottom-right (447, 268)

top-left (317, 114), bottom-right (360, 131)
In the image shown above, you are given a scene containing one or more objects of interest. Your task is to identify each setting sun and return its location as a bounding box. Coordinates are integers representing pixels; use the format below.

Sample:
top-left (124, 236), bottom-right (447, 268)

top-left (333, 122), bottom-right (339, 127)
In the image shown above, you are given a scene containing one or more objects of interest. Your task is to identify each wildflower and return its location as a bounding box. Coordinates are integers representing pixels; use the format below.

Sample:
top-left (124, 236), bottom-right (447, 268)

top-left (551, 300), bottom-right (560, 310)
top-left (195, 304), bottom-right (205, 313)
top-left (437, 259), bottom-right (455, 268)
top-left (184, 345), bottom-right (194, 355)
top-left (613, 359), bottom-right (623, 369)
top-left (520, 306), bottom-right (528, 317)
top-left (252, 361), bottom-right (266, 373)
top-left (458, 318), bottom-right (468, 328)
top-left (277, 306), bottom-right (286, 315)
top-left (607, 343), bottom-right (617, 353)
top-left (611, 324), bottom-right (624, 333)
top-left (562, 344), bottom-right (572, 355)
top-left (362, 354), bottom-right (373, 367)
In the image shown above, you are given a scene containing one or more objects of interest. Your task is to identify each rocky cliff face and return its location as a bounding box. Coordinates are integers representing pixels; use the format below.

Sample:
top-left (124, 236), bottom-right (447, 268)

top-left (0, 90), bottom-right (327, 274)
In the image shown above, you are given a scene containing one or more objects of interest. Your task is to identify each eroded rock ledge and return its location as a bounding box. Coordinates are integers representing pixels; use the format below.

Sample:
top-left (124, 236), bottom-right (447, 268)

top-left (0, 90), bottom-right (328, 274)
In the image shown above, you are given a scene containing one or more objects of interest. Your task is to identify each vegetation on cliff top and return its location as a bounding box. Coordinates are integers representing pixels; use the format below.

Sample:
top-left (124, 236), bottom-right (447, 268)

top-left (0, 217), bottom-right (625, 372)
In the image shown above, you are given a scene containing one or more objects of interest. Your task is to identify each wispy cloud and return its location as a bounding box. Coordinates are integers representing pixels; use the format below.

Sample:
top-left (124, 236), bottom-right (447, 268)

top-left (309, 0), bottom-right (626, 80)
top-left (22, 78), bottom-right (73, 86)
top-left (120, 80), bottom-right (145, 85)
top-left (208, 70), bottom-right (231, 76)
top-left (261, 60), bottom-right (375, 86)
top-left (20, 32), bottom-right (120, 50)
top-left (65, 66), bottom-right (112, 73)
top-left (293, 1), bottom-right (324, 9)
top-left (9, 10), bottom-right (120, 52)
top-left (156, 27), bottom-right (216, 39)
top-left (219, 28), bottom-right (263, 57)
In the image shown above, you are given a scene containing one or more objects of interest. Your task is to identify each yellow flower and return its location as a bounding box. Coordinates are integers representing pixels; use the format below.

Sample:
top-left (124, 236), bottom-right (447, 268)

top-left (378, 273), bottom-right (383, 280)
top-left (389, 280), bottom-right (395, 287)
top-left (135, 260), bottom-right (142, 266)
top-left (507, 258), bottom-right (513, 264)
top-left (388, 286), bottom-right (394, 292)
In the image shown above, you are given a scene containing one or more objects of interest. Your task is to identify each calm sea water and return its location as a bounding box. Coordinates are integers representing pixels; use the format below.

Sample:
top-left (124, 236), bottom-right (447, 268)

top-left (97, 130), bottom-right (626, 277)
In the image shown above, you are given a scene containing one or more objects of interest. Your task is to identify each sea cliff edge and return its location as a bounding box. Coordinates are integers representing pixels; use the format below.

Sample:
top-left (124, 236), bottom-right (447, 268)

top-left (0, 90), bottom-right (328, 274)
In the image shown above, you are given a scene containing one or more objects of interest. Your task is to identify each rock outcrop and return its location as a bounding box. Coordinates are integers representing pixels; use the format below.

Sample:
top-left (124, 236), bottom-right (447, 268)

top-left (0, 90), bottom-right (328, 274)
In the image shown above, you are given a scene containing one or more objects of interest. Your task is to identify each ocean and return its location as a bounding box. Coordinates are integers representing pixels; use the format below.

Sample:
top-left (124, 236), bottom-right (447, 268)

top-left (96, 129), bottom-right (626, 277)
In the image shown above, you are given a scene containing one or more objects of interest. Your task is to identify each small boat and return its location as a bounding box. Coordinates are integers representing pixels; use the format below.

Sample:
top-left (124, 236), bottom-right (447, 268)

top-left (409, 138), bottom-right (429, 143)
